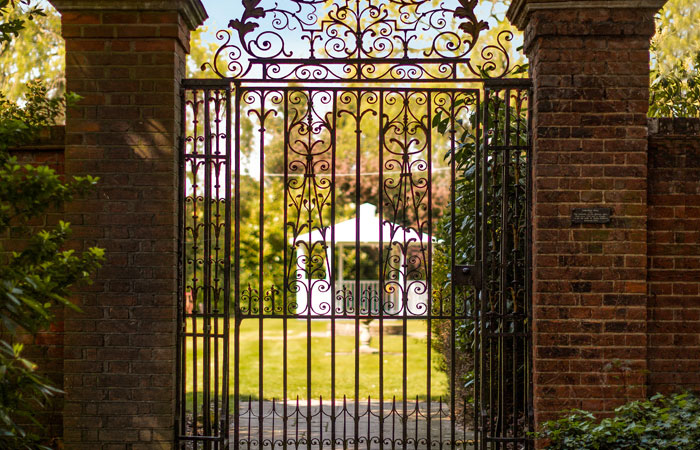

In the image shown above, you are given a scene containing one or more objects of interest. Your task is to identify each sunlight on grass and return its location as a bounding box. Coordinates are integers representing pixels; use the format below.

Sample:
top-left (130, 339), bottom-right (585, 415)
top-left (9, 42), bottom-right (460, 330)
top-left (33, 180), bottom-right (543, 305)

top-left (184, 318), bottom-right (448, 405)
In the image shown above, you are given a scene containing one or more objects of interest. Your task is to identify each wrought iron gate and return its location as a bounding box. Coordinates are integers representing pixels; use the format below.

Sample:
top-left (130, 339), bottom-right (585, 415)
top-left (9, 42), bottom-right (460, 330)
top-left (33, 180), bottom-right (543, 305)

top-left (177, 1), bottom-right (532, 449)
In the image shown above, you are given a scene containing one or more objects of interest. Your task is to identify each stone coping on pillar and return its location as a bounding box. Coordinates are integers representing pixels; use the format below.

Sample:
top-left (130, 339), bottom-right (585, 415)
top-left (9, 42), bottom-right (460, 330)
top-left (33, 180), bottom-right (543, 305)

top-left (51, 0), bottom-right (207, 30)
top-left (507, 0), bottom-right (667, 30)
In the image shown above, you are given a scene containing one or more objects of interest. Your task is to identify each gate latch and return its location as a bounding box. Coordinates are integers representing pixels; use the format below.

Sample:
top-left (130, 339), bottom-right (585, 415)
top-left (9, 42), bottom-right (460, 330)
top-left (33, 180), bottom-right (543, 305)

top-left (454, 264), bottom-right (482, 288)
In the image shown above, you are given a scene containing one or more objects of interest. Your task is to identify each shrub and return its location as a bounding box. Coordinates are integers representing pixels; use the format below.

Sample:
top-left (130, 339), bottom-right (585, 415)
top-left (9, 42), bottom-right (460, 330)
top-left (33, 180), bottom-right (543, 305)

top-left (0, 3), bottom-right (104, 446)
top-left (649, 51), bottom-right (700, 118)
top-left (536, 392), bottom-right (700, 450)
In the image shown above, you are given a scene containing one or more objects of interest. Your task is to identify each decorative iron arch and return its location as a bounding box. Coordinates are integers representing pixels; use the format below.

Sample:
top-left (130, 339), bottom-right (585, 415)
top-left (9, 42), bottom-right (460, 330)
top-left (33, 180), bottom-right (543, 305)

top-left (202, 0), bottom-right (522, 81)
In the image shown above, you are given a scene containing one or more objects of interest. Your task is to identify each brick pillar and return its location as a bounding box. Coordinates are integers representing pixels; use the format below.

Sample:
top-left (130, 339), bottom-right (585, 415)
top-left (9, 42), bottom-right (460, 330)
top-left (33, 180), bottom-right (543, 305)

top-left (49, 1), bottom-right (206, 447)
top-left (506, 0), bottom-right (666, 429)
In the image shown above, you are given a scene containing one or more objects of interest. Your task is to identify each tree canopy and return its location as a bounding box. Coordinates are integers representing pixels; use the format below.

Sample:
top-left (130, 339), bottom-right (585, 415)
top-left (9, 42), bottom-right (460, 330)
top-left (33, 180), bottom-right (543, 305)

top-left (649, 0), bottom-right (700, 117)
top-left (651, 0), bottom-right (700, 76)
top-left (0, 1), bottom-right (63, 102)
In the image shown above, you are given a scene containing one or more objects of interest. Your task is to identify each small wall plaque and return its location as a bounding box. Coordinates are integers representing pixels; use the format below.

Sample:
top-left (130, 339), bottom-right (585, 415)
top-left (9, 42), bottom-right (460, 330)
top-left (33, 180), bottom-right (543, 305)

top-left (571, 207), bottom-right (612, 225)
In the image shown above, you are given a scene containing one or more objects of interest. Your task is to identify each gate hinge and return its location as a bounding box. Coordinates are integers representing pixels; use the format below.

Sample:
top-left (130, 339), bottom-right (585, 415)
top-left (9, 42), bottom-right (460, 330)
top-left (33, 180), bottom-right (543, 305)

top-left (454, 264), bottom-right (482, 288)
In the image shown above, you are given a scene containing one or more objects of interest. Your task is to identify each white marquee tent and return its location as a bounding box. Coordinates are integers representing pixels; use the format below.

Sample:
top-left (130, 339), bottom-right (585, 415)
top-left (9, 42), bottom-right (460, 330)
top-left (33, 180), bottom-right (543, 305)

top-left (292, 203), bottom-right (433, 316)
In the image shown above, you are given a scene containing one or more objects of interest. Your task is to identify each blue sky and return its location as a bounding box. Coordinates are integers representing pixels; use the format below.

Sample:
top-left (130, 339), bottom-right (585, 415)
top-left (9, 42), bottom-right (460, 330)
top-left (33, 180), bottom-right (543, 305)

top-left (200, 0), bottom-right (243, 33)
top-left (197, 0), bottom-right (509, 45)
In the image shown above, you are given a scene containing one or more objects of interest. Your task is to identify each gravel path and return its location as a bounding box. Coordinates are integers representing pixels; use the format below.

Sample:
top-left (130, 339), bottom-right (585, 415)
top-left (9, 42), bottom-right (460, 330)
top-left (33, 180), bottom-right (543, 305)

top-left (233, 400), bottom-right (475, 449)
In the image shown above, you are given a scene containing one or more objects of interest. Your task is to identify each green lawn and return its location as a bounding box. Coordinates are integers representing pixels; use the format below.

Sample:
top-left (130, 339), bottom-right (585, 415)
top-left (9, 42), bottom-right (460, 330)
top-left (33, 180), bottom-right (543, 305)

top-left (184, 318), bottom-right (448, 405)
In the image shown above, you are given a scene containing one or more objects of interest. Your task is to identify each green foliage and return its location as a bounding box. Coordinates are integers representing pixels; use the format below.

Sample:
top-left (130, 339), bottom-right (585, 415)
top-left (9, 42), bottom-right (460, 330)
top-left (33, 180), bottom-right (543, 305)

top-left (0, 1), bottom-right (45, 47)
top-left (0, 81), bottom-right (78, 153)
top-left (536, 393), bottom-right (700, 450)
top-left (0, 1), bottom-right (63, 102)
top-left (0, 3), bottom-right (103, 448)
top-left (649, 51), bottom-right (700, 118)
top-left (649, 0), bottom-right (700, 117)
top-left (0, 88), bottom-right (103, 447)
top-left (651, 0), bottom-right (700, 76)
top-left (0, 90), bottom-right (102, 447)
top-left (430, 96), bottom-right (481, 384)
top-left (238, 176), bottom-right (287, 295)
top-left (430, 92), bottom-right (528, 410)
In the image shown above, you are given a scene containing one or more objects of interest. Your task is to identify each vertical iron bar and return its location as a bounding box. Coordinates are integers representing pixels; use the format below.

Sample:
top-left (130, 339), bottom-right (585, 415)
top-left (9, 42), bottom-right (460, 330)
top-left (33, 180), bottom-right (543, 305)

top-left (473, 92), bottom-right (481, 449)
top-left (306, 89), bottom-right (314, 450)
top-left (213, 91), bottom-right (221, 446)
top-left (426, 90), bottom-right (433, 450)
top-left (401, 92), bottom-right (410, 450)
top-left (510, 89), bottom-right (519, 442)
top-left (354, 91), bottom-right (361, 450)
top-left (480, 88), bottom-right (490, 450)
top-left (233, 82), bottom-right (242, 450)
top-left (204, 88), bottom-right (213, 449)
top-left (414, 397), bottom-right (419, 450)
top-left (492, 90), bottom-right (501, 450)
top-left (258, 89), bottom-right (266, 450)
top-left (296, 396), bottom-right (300, 446)
top-left (490, 91), bottom-right (498, 450)
top-left (224, 85), bottom-right (232, 449)
top-left (367, 397), bottom-right (372, 450)
top-left (331, 89), bottom-right (338, 450)
top-left (206, 94), bottom-right (216, 443)
top-left (192, 90), bottom-right (200, 446)
top-left (499, 88), bottom-right (509, 446)
top-left (248, 396), bottom-right (252, 450)
top-left (448, 92), bottom-right (456, 450)
top-left (438, 397), bottom-right (442, 450)
top-left (463, 397), bottom-right (467, 450)
top-left (283, 89), bottom-right (289, 450)
top-left (378, 89), bottom-right (385, 450)
top-left (392, 396), bottom-right (396, 450)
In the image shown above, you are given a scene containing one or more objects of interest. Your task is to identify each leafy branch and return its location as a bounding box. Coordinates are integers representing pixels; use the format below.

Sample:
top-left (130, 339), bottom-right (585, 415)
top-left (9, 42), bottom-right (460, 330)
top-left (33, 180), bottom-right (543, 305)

top-left (0, 3), bottom-right (103, 448)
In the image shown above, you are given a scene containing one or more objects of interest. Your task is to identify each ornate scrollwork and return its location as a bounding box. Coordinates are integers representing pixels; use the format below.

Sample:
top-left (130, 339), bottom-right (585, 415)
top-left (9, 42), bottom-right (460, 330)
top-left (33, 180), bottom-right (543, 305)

top-left (380, 90), bottom-right (431, 315)
top-left (284, 89), bottom-right (335, 315)
top-left (229, 0), bottom-right (266, 41)
top-left (202, 0), bottom-right (522, 81)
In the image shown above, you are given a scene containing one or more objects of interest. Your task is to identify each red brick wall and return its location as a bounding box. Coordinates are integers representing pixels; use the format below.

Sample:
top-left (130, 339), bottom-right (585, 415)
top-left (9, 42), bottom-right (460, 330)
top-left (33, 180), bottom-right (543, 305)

top-left (523, 7), bottom-right (657, 425)
top-left (4, 126), bottom-right (66, 442)
top-left (647, 118), bottom-right (700, 394)
top-left (8, 126), bottom-right (65, 174)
